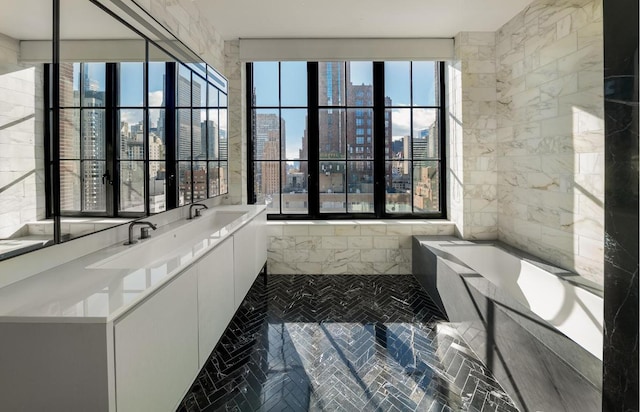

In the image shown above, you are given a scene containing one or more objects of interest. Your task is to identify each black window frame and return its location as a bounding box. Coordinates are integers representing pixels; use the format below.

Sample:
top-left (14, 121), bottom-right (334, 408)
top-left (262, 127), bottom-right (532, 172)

top-left (247, 61), bottom-right (447, 220)
top-left (45, 47), bottom-right (229, 219)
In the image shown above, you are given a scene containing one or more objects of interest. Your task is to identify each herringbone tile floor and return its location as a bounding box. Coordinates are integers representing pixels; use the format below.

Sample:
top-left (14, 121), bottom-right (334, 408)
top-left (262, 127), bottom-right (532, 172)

top-left (178, 274), bottom-right (519, 412)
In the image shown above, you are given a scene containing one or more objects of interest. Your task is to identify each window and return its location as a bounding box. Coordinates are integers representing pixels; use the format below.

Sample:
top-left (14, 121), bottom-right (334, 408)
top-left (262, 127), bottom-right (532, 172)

top-left (248, 61), bottom-right (445, 218)
top-left (51, 47), bottom-right (228, 218)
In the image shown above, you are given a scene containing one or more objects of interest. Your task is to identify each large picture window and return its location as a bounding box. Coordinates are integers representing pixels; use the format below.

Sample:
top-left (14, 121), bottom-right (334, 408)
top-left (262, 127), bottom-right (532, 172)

top-left (247, 61), bottom-right (445, 218)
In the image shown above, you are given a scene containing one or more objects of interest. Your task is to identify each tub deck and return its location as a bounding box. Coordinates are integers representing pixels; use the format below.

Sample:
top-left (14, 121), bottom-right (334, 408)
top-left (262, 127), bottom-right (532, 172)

top-left (412, 236), bottom-right (603, 412)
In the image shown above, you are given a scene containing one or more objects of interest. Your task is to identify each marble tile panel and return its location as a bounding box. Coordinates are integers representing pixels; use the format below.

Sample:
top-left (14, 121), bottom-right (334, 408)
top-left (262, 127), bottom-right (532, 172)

top-left (307, 249), bottom-right (334, 263)
top-left (308, 225), bottom-right (335, 236)
top-left (321, 236), bottom-right (349, 250)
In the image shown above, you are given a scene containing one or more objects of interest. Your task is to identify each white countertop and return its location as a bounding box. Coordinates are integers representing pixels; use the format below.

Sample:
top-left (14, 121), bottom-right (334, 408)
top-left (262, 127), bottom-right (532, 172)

top-left (0, 205), bottom-right (266, 323)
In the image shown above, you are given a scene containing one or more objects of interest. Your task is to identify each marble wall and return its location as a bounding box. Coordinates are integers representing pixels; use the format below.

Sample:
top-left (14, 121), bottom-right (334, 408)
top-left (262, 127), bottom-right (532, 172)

top-left (222, 40), bottom-right (246, 206)
top-left (495, 0), bottom-right (604, 283)
top-left (267, 221), bottom-right (455, 275)
top-left (0, 33), bottom-right (46, 239)
top-left (602, 0), bottom-right (639, 408)
top-left (447, 32), bottom-right (499, 240)
top-left (131, 0), bottom-right (225, 70)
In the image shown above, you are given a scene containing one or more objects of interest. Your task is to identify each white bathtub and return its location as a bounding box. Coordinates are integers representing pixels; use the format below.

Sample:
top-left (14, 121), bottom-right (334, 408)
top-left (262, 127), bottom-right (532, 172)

top-left (441, 244), bottom-right (603, 360)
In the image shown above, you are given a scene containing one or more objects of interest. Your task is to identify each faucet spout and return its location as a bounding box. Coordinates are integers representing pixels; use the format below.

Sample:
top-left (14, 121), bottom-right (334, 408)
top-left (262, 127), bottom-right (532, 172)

top-left (188, 203), bottom-right (208, 220)
top-left (125, 221), bottom-right (157, 245)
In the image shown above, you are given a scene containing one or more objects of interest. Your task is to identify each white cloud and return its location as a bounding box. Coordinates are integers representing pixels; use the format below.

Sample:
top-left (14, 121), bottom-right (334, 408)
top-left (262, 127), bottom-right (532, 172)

top-left (389, 107), bottom-right (437, 137)
top-left (149, 91), bottom-right (164, 107)
top-left (120, 110), bottom-right (143, 125)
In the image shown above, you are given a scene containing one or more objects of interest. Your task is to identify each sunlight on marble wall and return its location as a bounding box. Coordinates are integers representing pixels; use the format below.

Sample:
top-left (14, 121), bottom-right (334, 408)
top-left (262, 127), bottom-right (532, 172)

top-left (447, 32), bottom-right (498, 240)
top-left (495, 0), bottom-right (604, 283)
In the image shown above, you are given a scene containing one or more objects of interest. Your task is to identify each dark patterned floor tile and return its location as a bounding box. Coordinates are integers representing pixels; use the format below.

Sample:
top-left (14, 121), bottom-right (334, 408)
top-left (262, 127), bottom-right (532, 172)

top-left (179, 274), bottom-right (519, 412)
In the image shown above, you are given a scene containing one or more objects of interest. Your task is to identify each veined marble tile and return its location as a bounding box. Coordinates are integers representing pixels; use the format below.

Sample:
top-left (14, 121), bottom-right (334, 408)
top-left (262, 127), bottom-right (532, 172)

top-left (321, 236), bottom-right (349, 250)
top-left (360, 249), bottom-right (388, 263)
top-left (295, 236), bottom-right (322, 250)
top-left (308, 249), bottom-right (334, 263)
top-left (347, 236), bottom-right (373, 250)
top-left (284, 249), bottom-right (310, 263)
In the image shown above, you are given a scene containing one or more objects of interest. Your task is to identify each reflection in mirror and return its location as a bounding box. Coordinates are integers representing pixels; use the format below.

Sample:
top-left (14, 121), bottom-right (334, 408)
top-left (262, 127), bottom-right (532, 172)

top-left (1, 0), bottom-right (230, 257)
top-left (0, 1), bottom-right (53, 260)
top-left (57, 0), bottom-right (147, 240)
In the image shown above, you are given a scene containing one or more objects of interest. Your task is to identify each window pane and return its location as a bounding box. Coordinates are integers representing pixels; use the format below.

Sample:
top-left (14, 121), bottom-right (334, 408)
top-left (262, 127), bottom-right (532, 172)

top-left (413, 109), bottom-right (439, 158)
top-left (219, 109), bottom-right (227, 159)
top-left (318, 62), bottom-right (345, 106)
top-left (282, 162), bottom-right (308, 214)
top-left (119, 62), bottom-right (144, 107)
top-left (347, 108), bottom-right (373, 160)
top-left (60, 160), bottom-right (81, 211)
top-left (319, 109), bottom-right (346, 159)
top-left (253, 62), bottom-right (279, 107)
top-left (193, 109), bottom-right (206, 160)
top-left (386, 108), bottom-right (411, 159)
top-left (219, 93), bottom-right (227, 107)
top-left (384, 61), bottom-right (410, 107)
top-left (281, 62), bottom-right (307, 106)
top-left (119, 109), bottom-right (144, 160)
top-left (347, 161), bottom-right (374, 213)
top-left (346, 61), bottom-right (373, 106)
top-left (148, 58), bottom-right (166, 108)
top-left (149, 161), bottom-right (166, 213)
top-left (208, 162), bottom-right (219, 197)
top-left (192, 74), bottom-right (207, 107)
top-left (60, 109), bottom-right (80, 158)
top-left (386, 160), bottom-right (411, 213)
top-left (149, 109), bottom-right (166, 160)
top-left (320, 161), bottom-right (345, 213)
top-left (120, 161), bottom-right (145, 212)
top-left (254, 161), bottom-right (280, 213)
top-left (253, 109), bottom-right (280, 160)
top-left (82, 109), bottom-right (105, 159)
top-left (178, 162), bottom-right (191, 206)
top-left (413, 161), bottom-right (440, 212)
top-left (177, 109), bottom-right (191, 160)
top-left (207, 109), bottom-right (219, 160)
top-left (82, 160), bottom-right (106, 212)
top-left (177, 64), bottom-right (191, 107)
top-left (60, 62), bottom-right (80, 107)
top-left (412, 61), bottom-right (438, 106)
top-left (219, 161), bottom-right (228, 194)
top-left (192, 162), bottom-right (207, 201)
top-left (208, 85), bottom-right (219, 107)
top-left (282, 109), bottom-right (307, 160)
top-left (82, 63), bottom-right (106, 107)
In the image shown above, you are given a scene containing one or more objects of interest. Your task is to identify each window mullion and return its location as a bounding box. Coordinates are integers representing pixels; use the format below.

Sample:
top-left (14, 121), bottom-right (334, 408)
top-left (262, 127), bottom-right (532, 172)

top-left (106, 62), bottom-right (117, 217)
top-left (372, 62), bottom-right (385, 218)
top-left (308, 62), bottom-right (320, 217)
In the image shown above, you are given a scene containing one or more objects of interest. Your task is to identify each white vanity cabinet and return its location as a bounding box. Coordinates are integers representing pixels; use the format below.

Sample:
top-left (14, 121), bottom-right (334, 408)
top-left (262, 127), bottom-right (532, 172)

top-left (233, 210), bottom-right (267, 308)
top-left (114, 265), bottom-right (199, 412)
top-left (197, 236), bottom-right (235, 366)
top-left (0, 205), bottom-right (267, 412)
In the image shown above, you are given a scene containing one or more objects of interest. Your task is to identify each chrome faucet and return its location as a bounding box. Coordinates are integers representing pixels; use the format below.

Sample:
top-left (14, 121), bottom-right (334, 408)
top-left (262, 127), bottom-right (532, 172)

top-left (125, 221), bottom-right (157, 245)
top-left (188, 203), bottom-right (208, 219)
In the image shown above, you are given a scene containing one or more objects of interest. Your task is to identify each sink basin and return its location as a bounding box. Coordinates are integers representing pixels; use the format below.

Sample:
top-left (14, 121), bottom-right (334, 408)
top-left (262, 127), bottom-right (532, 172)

top-left (87, 209), bottom-right (248, 270)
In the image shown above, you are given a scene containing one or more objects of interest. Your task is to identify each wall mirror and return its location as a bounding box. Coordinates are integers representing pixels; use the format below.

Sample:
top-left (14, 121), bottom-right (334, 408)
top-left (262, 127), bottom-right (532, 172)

top-left (0, 1), bottom-right (53, 259)
top-left (0, 0), bottom-right (228, 259)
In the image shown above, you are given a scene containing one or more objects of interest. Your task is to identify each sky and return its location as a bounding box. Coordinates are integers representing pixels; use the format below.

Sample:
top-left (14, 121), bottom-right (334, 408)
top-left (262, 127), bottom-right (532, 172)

top-left (253, 61), bottom-right (438, 158)
top-left (80, 62), bottom-right (223, 129)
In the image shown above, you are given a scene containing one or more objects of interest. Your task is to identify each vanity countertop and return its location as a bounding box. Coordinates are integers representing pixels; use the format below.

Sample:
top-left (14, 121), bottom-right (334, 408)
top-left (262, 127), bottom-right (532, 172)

top-left (0, 205), bottom-right (266, 323)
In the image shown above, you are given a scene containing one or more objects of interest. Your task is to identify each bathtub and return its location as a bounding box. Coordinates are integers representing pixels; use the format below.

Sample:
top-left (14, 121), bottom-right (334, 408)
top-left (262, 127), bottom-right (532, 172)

top-left (412, 236), bottom-right (603, 412)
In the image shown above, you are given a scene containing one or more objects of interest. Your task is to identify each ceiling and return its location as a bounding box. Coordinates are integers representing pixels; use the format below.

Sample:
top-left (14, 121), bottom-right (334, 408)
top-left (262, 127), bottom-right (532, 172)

top-left (0, 0), bottom-right (139, 41)
top-left (195, 0), bottom-right (533, 40)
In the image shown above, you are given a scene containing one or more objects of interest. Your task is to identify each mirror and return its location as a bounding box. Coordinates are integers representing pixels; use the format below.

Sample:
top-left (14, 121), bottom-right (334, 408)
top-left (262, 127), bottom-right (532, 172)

top-left (0, 1), bottom-right (53, 259)
top-left (0, 0), bottom-right (229, 257)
